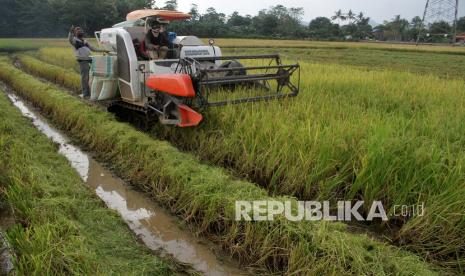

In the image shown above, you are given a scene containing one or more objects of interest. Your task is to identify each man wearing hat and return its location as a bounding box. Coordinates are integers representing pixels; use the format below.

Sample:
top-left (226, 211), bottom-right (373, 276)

top-left (145, 20), bottom-right (170, 60)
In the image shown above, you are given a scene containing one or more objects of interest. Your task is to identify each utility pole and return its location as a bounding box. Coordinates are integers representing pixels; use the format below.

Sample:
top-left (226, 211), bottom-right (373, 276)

top-left (453, 0), bottom-right (459, 43)
top-left (417, 0), bottom-right (459, 45)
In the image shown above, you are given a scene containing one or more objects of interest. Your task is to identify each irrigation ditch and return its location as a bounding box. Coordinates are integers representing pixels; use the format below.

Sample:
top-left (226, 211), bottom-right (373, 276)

top-left (3, 89), bottom-right (247, 276)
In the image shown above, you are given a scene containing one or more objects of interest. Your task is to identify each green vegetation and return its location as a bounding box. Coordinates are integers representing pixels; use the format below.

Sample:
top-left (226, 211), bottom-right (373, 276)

top-left (2, 0), bottom-right (463, 43)
top-left (224, 46), bottom-right (465, 79)
top-left (0, 57), bottom-right (441, 275)
top-left (213, 38), bottom-right (465, 54)
top-left (30, 38), bottom-right (465, 56)
top-left (18, 54), bottom-right (80, 92)
top-left (170, 5), bottom-right (307, 39)
top-left (0, 39), bottom-right (67, 52)
top-left (32, 43), bottom-right (465, 81)
top-left (158, 63), bottom-right (465, 270)
top-left (18, 49), bottom-right (465, 271)
top-left (37, 47), bottom-right (80, 72)
top-left (0, 0), bottom-right (154, 37)
top-left (0, 90), bottom-right (172, 274)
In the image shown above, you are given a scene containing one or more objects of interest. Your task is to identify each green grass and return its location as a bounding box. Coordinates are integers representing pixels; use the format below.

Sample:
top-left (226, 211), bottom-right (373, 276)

top-left (4, 38), bottom-right (465, 54)
top-left (17, 52), bottom-right (465, 271)
top-left (0, 57), bottom-right (441, 275)
top-left (171, 56), bottom-right (465, 268)
top-left (0, 90), bottom-right (172, 274)
top-left (224, 46), bottom-right (465, 79)
top-left (37, 47), bottom-right (80, 72)
top-left (18, 54), bottom-right (81, 92)
top-left (213, 38), bottom-right (465, 54)
top-left (0, 39), bottom-right (68, 52)
top-left (156, 62), bottom-right (465, 270)
top-left (36, 44), bottom-right (465, 81)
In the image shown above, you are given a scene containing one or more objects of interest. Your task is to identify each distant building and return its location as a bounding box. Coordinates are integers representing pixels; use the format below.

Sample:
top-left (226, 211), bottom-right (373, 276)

top-left (455, 33), bottom-right (465, 43)
top-left (372, 27), bottom-right (384, 40)
top-left (344, 35), bottom-right (353, 40)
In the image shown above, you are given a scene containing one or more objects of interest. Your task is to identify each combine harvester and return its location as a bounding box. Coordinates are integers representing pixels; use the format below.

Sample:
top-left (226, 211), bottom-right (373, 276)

top-left (92, 9), bottom-right (300, 127)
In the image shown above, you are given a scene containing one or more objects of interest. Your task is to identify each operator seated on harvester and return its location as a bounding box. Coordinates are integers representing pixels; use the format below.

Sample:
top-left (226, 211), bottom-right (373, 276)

top-left (145, 19), bottom-right (170, 60)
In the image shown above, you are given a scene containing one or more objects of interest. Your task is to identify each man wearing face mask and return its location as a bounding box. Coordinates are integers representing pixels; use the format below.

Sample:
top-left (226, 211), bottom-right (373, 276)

top-left (145, 22), bottom-right (169, 60)
top-left (68, 25), bottom-right (109, 99)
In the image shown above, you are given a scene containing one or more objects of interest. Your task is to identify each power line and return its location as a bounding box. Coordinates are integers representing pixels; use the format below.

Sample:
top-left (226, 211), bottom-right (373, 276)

top-left (417, 0), bottom-right (459, 44)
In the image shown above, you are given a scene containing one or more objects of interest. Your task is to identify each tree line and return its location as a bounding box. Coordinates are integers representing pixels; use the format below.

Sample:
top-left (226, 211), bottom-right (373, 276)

top-left (308, 10), bottom-right (465, 42)
top-left (0, 0), bottom-right (155, 37)
top-left (1, 0), bottom-right (465, 43)
top-left (373, 15), bottom-right (465, 43)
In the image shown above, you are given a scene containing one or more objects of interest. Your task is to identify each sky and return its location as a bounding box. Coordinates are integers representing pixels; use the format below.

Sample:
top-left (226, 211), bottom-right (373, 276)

top-left (175, 0), bottom-right (465, 24)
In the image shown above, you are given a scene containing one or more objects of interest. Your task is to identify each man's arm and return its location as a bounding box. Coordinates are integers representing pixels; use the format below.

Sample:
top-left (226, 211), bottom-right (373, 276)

top-left (68, 26), bottom-right (76, 46)
top-left (86, 42), bottom-right (108, 53)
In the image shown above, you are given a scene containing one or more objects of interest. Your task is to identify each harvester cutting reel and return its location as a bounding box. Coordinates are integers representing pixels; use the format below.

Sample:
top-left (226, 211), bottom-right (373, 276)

top-left (145, 54), bottom-right (300, 127)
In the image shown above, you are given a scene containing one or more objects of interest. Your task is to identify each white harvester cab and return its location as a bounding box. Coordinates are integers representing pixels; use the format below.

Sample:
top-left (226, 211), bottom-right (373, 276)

top-left (96, 15), bottom-right (221, 105)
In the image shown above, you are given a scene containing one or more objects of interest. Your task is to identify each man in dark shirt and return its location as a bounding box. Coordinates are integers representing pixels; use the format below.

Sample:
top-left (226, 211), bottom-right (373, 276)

top-left (145, 23), bottom-right (169, 60)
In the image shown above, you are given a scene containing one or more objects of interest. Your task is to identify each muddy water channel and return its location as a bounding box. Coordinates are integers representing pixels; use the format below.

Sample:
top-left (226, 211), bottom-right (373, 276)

top-left (7, 94), bottom-right (246, 276)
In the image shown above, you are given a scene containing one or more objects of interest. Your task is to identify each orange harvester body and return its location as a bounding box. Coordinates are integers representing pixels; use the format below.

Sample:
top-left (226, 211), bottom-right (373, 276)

top-left (146, 74), bottom-right (202, 127)
top-left (146, 74), bottom-right (196, 97)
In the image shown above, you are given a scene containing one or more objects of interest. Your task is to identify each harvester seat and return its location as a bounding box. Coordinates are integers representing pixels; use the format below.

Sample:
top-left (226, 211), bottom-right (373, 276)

top-left (137, 39), bottom-right (150, 60)
top-left (139, 38), bottom-right (176, 60)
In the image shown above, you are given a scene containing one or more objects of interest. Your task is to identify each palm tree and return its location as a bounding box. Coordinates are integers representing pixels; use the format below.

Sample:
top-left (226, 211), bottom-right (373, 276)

top-left (347, 10), bottom-right (355, 24)
top-left (357, 12), bottom-right (365, 23)
top-left (332, 9), bottom-right (344, 24)
top-left (385, 15), bottom-right (409, 41)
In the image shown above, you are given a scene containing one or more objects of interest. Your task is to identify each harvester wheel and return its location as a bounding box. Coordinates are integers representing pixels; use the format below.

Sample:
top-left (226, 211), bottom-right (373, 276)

top-left (220, 60), bottom-right (246, 77)
top-left (217, 60), bottom-right (246, 91)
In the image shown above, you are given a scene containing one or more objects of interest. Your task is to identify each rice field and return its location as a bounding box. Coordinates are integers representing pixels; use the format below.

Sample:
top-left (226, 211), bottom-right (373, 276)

top-left (2, 38), bottom-right (465, 274)
top-left (0, 39), bottom-right (68, 52)
top-left (30, 41), bottom-right (465, 79)
top-left (225, 46), bottom-right (465, 80)
top-left (212, 38), bottom-right (465, 54)
top-left (1, 55), bottom-right (443, 275)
